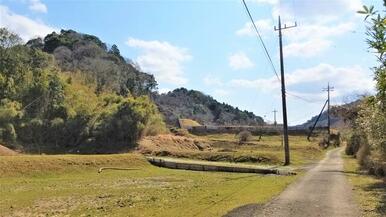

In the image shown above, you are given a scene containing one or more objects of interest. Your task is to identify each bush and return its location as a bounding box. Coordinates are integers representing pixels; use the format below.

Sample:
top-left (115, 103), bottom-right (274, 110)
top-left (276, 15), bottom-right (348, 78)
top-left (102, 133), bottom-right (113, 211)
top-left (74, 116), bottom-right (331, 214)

top-left (237, 130), bottom-right (252, 144)
top-left (329, 132), bottom-right (341, 147)
top-left (357, 143), bottom-right (370, 166)
top-left (142, 112), bottom-right (168, 136)
top-left (345, 134), bottom-right (363, 155)
top-left (93, 95), bottom-right (166, 150)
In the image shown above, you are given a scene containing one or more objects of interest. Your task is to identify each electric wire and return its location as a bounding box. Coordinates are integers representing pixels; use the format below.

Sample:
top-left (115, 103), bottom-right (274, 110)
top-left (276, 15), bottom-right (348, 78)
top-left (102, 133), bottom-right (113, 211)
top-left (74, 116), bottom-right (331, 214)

top-left (241, 0), bottom-right (281, 82)
top-left (285, 91), bottom-right (321, 104)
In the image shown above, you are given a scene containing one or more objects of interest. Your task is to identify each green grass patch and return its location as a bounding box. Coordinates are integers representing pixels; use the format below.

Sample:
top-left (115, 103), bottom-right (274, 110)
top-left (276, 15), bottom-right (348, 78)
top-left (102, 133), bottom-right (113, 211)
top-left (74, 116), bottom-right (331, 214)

top-left (1, 154), bottom-right (297, 217)
top-left (343, 155), bottom-right (386, 217)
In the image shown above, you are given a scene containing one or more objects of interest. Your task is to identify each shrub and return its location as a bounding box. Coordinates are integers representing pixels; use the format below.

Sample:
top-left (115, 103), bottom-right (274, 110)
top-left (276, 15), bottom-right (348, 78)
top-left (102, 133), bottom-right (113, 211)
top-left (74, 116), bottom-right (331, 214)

top-left (357, 143), bottom-right (370, 166)
top-left (345, 133), bottom-right (363, 155)
top-left (329, 132), bottom-right (341, 147)
top-left (237, 130), bottom-right (252, 144)
top-left (142, 112), bottom-right (168, 136)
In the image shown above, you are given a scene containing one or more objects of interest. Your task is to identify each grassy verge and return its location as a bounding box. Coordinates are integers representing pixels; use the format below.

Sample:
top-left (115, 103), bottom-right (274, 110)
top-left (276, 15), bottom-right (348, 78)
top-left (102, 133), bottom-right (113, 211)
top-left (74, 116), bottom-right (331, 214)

top-left (1, 153), bottom-right (298, 217)
top-left (343, 155), bottom-right (386, 217)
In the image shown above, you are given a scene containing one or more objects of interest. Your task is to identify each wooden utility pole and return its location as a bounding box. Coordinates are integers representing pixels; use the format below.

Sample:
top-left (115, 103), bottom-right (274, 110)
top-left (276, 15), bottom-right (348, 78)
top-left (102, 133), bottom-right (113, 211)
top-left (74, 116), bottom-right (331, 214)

top-left (275, 16), bottom-right (296, 166)
top-left (323, 83), bottom-right (334, 145)
top-left (272, 109), bottom-right (277, 126)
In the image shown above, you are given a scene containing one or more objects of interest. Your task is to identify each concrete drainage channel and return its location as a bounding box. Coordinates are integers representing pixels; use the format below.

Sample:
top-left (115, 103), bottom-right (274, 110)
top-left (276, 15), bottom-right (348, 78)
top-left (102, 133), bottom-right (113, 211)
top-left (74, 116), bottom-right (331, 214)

top-left (146, 157), bottom-right (296, 176)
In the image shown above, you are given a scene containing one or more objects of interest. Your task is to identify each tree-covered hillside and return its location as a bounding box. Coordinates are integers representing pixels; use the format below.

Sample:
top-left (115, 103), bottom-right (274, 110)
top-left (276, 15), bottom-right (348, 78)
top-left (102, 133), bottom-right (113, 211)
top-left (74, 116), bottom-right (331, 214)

top-left (0, 28), bottom-right (165, 154)
top-left (0, 28), bottom-right (265, 153)
top-left (295, 100), bottom-right (361, 129)
top-left (30, 29), bottom-right (157, 96)
top-left (154, 88), bottom-right (264, 126)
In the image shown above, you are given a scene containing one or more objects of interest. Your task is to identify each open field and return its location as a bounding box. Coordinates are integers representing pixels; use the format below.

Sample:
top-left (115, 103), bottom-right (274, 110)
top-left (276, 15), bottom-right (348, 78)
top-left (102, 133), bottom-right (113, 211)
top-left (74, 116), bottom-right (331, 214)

top-left (1, 135), bottom-right (324, 217)
top-left (1, 154), bottom-right (298, 217)
top-left (140, 134), bottom-right (324, 167)
top-left (343, 155), bottom-right (386, 217)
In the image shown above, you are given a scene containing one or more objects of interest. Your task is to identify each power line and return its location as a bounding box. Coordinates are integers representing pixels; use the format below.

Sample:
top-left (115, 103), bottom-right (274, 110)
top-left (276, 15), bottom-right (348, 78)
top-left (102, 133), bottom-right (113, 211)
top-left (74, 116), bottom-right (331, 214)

top-left (285, 91), bottom-right (320, 104)
top-left (241, 0), bottom-right (280, 82)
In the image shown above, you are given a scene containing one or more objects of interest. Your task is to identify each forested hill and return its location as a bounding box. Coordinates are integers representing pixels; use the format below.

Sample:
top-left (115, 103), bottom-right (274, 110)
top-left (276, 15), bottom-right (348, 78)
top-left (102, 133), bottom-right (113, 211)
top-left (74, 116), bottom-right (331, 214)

top-left (295, 100), bottom-right (361, 129)
top-left (0, 28), bottom-right (165, 154)
top-left (153, 88), bottom-right (264, 126)
top-left (0, 28), bottom-right (264, 154)
top-left (27, 29), bottom-right (157, 96)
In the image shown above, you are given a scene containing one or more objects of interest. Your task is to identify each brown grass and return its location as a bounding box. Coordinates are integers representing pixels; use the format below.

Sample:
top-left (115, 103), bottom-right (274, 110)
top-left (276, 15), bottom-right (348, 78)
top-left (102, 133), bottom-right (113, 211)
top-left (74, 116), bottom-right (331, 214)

top-left (179, 118), bottom-right (201, 128)
top-left (0, 153), bottom-right (148, 178)
top-left (138, 134), bottom-right (212, 154)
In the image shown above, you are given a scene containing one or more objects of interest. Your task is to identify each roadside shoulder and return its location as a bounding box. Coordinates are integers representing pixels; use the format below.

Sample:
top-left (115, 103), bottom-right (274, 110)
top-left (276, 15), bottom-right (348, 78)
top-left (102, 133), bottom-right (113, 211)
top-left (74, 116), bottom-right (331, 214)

top-left (342, 154), bottom-right (386, 217)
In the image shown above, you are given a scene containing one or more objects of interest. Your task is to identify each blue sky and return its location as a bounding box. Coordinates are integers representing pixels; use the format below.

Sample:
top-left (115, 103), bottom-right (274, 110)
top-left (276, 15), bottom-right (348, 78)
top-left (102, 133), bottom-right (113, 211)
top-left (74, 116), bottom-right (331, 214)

top-left (0, 0), bottom-right (381, 125)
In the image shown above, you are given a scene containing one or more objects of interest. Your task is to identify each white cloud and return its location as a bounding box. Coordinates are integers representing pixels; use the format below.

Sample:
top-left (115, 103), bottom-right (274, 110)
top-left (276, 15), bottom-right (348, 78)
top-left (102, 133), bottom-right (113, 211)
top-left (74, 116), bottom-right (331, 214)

top-left (126, 38), bottom-right (192, 85)
top-left (284, 20), bottom-right (355, 58)
top-left (250, 0), bottom-right (363, 18)
top-left (284, 38), bottom-right (332, 58)
top-left (239, 0), bottom-right (361, 58)
top-left (0, 5), bottom-right (56, 41)
top-left (229, 63), bottom-right (374, 101)
top-left (286, 64), bottom-right (374, 93)
top-left (228, 52), bottom-right (254, 70)
top-left (28, 0), bottom-right (47, 13)
top-left (286, 21), bottom-right (355, 42)
top-left (236, 17), bottom-right (355, 58)
top-left (236, 19), bottom-right (272, 37)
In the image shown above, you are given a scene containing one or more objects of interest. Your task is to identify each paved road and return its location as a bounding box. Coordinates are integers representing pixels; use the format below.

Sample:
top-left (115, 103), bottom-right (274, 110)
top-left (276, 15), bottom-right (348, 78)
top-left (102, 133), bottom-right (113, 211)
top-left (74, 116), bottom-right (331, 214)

top-left (224, 148), bottom-right (361, 217)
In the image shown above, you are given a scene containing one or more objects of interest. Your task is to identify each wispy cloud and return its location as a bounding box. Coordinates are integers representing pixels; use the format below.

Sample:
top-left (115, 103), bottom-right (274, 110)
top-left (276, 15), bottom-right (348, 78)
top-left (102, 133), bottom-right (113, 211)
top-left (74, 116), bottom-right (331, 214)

top-left (237, 0), bottom-right (360, 58)
top-left (251, 0), bottom-right (363, 19)
top-left (28, 0), bottom-right (47, 13)
top-left (283, 20), bottom-right (355, 58)
top-left (126, 38), bottom-right (192, 85)
top-left (0, 5), bottom-right (56, 41)
top-left (283, 38), bottom-right (332, 58)
top-left (228, 52), bottom-right (255, 70)
top-left (229, 63), bottom-right (374, 101)
top-left (236, 19), bottom-right (272, 37)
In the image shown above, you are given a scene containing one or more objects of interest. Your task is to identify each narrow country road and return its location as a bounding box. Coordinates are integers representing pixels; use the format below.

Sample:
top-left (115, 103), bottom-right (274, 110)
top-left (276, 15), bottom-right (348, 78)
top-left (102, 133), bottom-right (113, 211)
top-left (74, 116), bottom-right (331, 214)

top-left (225, 148), bottom-right (361, 217)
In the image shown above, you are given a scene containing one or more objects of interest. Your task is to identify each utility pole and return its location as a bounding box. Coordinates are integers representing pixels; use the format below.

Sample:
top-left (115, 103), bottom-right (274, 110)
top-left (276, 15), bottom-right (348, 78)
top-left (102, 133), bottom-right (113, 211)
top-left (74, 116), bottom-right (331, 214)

top-left (275, 16), bottom-right (296, 166)
top-left (272, 109), bottom-right (277, 126)
top-left (322, 83), bottom-right (334, 145)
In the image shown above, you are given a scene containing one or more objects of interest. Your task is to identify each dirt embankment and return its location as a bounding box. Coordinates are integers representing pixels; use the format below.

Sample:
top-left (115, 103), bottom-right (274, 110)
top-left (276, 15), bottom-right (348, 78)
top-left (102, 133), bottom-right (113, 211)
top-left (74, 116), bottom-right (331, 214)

top-left (0, 144), bottom-right (18, 156)
top-left (137, 134), bottom-right (278, 164)
top-left (138, 134), bottom-right (212, 155)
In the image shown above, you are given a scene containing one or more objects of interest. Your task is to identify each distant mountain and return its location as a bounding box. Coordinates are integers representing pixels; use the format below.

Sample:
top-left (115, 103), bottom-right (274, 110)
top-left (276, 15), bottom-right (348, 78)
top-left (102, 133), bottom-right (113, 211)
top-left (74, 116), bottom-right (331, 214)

top-left (295, 100), bottom-right (361, 129)
top-left (153, 88), bottom-right (264, 126)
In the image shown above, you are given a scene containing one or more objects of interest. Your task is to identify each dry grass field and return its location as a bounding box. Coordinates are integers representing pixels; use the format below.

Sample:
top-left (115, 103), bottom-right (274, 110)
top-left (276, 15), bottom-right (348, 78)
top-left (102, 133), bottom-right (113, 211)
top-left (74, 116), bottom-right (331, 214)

top-left (1, 134), bottom-right (325, 217)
